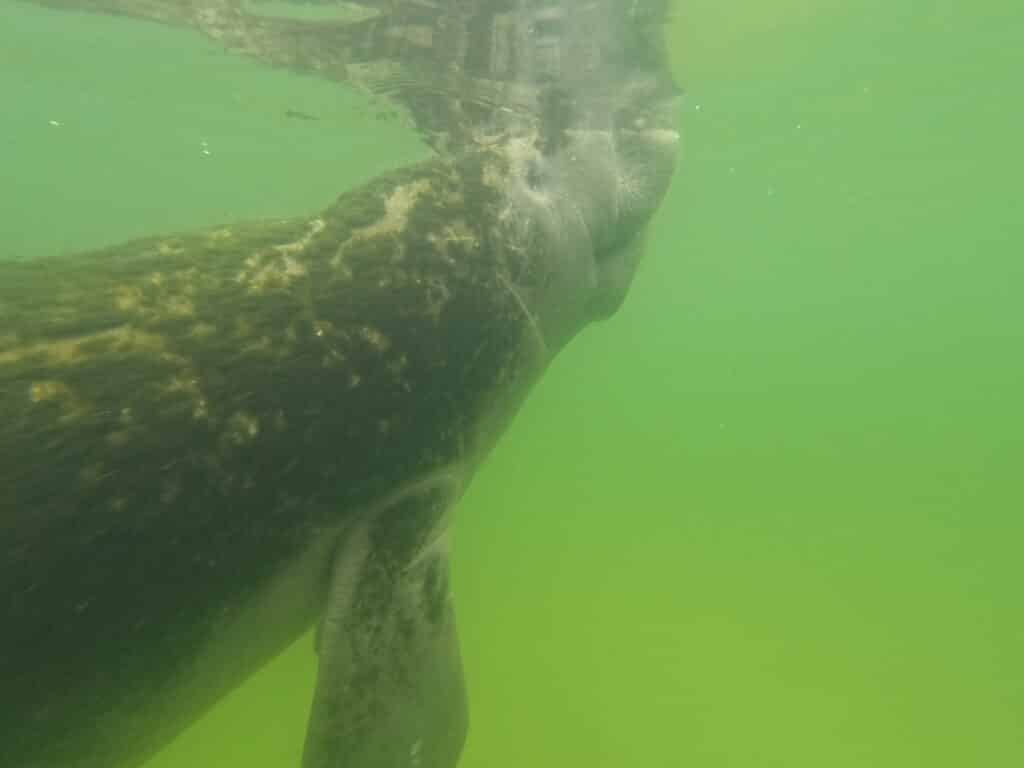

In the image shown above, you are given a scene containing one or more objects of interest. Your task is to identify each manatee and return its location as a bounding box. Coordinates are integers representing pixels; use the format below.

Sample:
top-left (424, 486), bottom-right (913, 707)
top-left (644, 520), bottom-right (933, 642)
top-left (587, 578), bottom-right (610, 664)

top-left (0, 2), bottom-right (680, 767)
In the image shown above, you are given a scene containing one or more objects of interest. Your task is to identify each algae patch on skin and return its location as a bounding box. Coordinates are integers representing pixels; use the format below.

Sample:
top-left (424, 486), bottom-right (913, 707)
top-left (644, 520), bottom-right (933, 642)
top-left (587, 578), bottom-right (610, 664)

top-left (349, 181), bottom-right (432, 244)
top-left (0, 328), bottom-right (170, 368)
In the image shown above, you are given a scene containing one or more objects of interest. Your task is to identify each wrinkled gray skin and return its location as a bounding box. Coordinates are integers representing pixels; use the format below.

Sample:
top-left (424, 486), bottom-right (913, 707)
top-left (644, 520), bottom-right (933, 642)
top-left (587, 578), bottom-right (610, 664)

top-left (1, 2), bottom-right (679, 767)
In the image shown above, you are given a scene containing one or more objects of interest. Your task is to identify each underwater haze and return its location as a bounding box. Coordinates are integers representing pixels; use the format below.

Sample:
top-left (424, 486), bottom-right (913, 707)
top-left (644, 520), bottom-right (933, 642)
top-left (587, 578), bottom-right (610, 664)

top-left (3, 1), bottom-right (1021, 766)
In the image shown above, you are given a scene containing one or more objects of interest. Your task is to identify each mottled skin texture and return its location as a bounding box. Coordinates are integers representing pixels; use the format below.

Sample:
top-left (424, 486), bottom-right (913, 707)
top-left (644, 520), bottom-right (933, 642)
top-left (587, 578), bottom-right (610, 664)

top-left (1, 149), bottom-right (541, 767)
top-left (3, 2), bottom-right (680, 766)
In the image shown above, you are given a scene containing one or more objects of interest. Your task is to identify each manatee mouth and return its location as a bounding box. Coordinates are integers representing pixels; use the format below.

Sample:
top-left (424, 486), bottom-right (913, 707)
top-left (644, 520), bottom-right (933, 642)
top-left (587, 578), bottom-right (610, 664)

top-left (589, 236), bottom-right (647, 322)
top-left (586, 90), bottom-right (680, 320)
top-left (597, 112), bottom-right (680, 257)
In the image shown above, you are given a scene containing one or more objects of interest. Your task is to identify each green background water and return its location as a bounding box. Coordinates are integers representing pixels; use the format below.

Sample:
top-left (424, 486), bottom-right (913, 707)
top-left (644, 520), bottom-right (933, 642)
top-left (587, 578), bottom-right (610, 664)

top-left (4, 1), bottom-right (1021, 765)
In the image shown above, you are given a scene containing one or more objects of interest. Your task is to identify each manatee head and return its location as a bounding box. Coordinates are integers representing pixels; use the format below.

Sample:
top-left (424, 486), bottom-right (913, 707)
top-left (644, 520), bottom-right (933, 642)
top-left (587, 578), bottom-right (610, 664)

top-left (497, 1), bottom-right (681, 352)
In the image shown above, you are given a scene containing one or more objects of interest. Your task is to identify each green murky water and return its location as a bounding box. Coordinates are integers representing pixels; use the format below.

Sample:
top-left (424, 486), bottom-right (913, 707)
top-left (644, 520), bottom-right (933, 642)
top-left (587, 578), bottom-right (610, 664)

top-left (4, 1), bottom-right (1021, 765)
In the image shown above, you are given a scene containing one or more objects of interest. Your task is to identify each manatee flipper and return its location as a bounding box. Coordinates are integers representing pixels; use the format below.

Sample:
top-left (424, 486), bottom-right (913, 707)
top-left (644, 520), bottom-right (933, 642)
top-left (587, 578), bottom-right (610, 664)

top-left (303, 474), bottom-right (468, 768)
